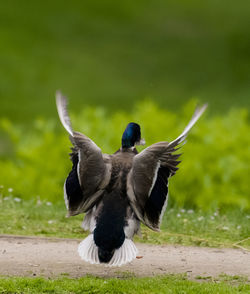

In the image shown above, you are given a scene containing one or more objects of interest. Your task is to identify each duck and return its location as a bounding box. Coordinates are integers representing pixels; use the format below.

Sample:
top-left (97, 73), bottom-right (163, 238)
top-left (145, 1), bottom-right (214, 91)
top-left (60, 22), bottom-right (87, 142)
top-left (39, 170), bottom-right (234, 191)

top-left (56, 91), bottom-right (207, 267)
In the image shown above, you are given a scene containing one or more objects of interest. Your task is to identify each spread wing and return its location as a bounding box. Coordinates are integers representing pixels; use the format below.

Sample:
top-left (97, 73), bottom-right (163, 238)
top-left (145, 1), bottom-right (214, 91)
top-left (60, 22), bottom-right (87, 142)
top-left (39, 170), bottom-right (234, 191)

top-left (127, 104), bottom-right (207, 231)
top-left (56, 91), bottom-right (111, 216)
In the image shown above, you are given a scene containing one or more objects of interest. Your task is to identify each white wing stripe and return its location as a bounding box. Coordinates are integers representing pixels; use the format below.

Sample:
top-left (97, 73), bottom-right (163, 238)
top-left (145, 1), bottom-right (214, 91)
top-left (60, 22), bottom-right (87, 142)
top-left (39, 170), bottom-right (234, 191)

top-left (63, 180), bottom-right (69, 210)
top-left (148, 161), bottom-right (160, 197)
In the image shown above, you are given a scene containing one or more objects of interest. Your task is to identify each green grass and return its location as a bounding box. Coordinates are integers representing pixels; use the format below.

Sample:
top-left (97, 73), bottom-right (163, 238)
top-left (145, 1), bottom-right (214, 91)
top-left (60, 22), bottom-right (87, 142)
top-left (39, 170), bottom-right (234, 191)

top-left (0, 196), bottom-right (249, 250)
top-left (1, 0), bottom-right (250, 123)
top-left (0, 274), bottom-right (249, 294)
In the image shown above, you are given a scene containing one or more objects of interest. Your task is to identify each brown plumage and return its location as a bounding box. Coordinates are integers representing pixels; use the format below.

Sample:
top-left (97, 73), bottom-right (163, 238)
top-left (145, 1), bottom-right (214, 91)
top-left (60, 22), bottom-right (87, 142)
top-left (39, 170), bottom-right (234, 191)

top-left (56, 91), bottom-right (207, 266)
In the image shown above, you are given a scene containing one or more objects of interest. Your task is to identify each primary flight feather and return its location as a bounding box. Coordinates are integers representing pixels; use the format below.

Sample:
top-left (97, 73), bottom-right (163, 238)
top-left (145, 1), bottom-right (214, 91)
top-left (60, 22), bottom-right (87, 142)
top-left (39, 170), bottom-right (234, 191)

top-left (56, 91), bottom-right (207, 266)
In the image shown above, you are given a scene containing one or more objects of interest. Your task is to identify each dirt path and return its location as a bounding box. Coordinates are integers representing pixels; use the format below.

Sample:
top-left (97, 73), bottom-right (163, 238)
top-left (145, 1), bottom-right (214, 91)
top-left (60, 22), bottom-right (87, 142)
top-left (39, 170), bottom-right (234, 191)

top-left (0, 235), bottom-right (249, 279)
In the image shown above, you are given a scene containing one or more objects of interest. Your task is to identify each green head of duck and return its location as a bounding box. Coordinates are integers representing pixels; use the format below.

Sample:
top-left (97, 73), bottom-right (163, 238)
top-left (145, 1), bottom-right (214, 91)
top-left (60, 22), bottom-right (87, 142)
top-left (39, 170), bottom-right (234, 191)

top-left (122, 122), bottom-right (145, 148)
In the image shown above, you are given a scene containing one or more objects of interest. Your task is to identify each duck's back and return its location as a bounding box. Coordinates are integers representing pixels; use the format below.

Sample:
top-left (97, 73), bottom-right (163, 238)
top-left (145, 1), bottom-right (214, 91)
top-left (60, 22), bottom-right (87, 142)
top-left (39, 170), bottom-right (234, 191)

top-left (93, 148), bottom-right (138, 263)
top-left (105, 148), bottom-right (136, 191)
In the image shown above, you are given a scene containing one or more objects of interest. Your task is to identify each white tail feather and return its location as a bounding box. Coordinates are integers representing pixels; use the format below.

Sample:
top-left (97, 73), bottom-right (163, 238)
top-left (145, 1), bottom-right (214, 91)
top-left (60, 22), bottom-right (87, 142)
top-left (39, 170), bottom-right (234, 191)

top-left (107, 239), bottom-right (138, 267)
top-left (78, 235), bottom-right (138, 267)
top-left (81, 208), bottom-right (96, 232)
top-left (56, 91), bottom-right (74, 136)
top-left (78, 234), bottom-right (99, 265)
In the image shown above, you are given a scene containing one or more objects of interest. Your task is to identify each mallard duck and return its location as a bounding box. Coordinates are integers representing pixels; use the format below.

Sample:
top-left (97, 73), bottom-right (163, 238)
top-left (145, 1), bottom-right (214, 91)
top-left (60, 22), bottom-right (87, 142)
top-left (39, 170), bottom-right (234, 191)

top-left (56, 91), bottom-right (207, 267)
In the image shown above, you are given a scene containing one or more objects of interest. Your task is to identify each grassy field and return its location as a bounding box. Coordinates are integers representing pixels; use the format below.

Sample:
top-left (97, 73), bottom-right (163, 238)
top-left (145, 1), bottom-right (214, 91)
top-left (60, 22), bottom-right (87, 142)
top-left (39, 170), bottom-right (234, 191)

top-left (0, 197), bottom-right (249, 250)
top-left (0, 0), bottom-right (250, 123)
top-left (0, 274), bottom-right (249, 294)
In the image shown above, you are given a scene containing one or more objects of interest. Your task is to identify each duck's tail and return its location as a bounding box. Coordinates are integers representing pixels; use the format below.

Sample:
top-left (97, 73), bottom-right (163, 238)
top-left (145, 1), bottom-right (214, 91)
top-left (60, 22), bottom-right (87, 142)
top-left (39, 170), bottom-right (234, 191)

top-left (56, 91), bottom-right (74, 136)
top-left (78, 234), bottom-right (99, 265)
top-left (107, 238), bottom-right (138, 267)
top-left (78, 234), bottom-right (138, 267)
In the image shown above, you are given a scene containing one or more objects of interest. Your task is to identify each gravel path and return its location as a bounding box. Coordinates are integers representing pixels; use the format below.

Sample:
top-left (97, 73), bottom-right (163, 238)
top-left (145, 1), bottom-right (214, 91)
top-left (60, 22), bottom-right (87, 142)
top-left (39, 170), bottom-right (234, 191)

top-left (0, 235), bottom-right (249, 279)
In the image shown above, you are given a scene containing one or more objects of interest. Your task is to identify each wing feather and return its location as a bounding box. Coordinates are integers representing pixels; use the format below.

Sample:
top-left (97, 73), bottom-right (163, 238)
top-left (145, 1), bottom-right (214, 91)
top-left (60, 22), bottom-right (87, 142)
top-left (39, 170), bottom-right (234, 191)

top-left (128, 104), bottom-right (207, 230)
top-left (56, 91), bottom-right (73, 136)
top-left (56, 91), bottom-right (111, 215)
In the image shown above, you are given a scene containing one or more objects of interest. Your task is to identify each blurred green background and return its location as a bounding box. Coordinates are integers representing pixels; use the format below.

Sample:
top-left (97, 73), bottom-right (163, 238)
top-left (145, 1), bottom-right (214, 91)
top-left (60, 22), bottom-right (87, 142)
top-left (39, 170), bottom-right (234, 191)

top-left (0, 0), bottom-right (249, 210)
top-left (1, 0), bottom-right (250, 122)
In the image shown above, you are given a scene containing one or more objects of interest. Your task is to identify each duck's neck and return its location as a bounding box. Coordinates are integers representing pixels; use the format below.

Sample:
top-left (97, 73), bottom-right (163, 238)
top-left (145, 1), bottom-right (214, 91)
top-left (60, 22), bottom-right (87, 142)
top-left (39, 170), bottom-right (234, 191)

top-left (122, 135), bottom-right (136, 148)
top-left (122, 142), bottom-right (135, 149)
top-left (120, 146), bottom-right (138, 154)
top-left (121, 145), bottom-right (135, 150)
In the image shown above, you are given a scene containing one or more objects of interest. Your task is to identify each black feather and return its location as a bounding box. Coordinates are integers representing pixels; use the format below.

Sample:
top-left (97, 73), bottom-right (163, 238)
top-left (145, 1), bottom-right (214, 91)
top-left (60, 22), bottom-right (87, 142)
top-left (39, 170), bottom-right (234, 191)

top-left (144, 167), bottom-right (170, 227)
top-left (65, 153), bottom-right (83, 211)
top-left (93, 189), bottom-right (128, 262)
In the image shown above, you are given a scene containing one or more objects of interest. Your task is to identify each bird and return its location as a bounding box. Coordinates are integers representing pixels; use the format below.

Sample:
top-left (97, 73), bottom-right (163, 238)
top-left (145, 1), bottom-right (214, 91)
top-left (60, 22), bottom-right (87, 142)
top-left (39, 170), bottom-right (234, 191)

top-left (56, 91), bottom-right (207, 267)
